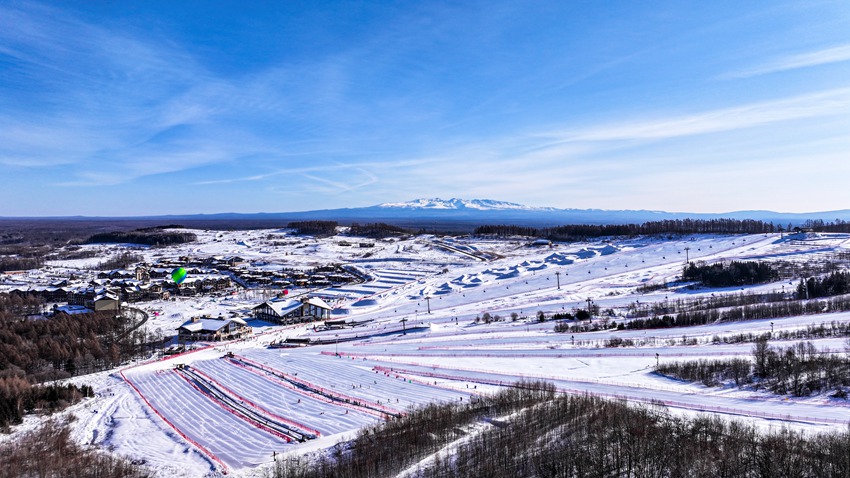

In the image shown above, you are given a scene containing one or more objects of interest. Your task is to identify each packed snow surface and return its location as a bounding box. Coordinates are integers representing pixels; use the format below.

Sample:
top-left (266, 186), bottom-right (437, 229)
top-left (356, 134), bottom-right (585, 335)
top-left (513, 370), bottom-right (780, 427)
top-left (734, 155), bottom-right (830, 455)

top-left (10, 230), bottom-right (850, 477)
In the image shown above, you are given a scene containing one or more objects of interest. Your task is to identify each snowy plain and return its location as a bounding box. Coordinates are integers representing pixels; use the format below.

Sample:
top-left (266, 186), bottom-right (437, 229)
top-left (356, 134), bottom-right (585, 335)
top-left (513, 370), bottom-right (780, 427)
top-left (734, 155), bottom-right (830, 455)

top-left (7, 229), bottom-right (850, 477)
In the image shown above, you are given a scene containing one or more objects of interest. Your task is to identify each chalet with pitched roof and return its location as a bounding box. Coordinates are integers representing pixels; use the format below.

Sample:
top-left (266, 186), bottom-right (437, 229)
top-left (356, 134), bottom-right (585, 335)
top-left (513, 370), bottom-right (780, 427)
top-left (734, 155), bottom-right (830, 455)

top-left (177, 317), bottom-right (251, 342)
top-left (252, 296), bottom-right (332, 324)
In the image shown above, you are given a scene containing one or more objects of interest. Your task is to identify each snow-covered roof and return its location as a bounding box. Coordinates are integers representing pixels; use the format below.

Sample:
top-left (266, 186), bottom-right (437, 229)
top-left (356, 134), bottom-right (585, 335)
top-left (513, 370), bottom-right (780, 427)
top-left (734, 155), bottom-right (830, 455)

top-left (56, 305), bottom-right (91, 315)
top-left (177, 318), bottom-right (247, 333)
top-left (255, 298), bottom-right (303, 317)
top-left (304, 296), bottom-right (332, 310)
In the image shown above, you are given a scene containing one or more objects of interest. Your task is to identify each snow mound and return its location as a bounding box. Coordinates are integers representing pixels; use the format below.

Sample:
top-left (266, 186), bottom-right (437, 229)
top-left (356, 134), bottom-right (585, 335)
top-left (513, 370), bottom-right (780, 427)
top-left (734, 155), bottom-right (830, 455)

top-left (598, 244), bottom-right (619, 255)
top-left (574, 249), bottom-right (598, 259)
top-left (544, 253), bottom-right (574, 266)
top-left (433, 282), bottom-right (459, 295)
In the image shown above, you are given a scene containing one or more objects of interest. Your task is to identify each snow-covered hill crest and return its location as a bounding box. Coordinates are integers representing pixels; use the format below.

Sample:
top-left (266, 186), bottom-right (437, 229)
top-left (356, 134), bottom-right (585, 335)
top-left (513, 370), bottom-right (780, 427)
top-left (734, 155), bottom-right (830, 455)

top-left (378, 198), bottom-right (556, 211)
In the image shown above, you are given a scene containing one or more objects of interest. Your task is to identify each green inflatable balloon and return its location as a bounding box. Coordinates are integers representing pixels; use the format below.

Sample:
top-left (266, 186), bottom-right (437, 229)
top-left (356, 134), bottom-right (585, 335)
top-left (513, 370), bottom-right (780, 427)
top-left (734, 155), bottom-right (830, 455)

top-left (171, 267), bottom-right (187, 285)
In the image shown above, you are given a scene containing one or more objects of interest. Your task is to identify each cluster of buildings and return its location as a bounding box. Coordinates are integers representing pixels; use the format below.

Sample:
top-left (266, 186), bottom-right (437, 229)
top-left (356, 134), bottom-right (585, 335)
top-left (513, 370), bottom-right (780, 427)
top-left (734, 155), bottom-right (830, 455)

top-left (3, 264), bottom-right (234, 314)
top-left (175, 295), bottom-right (334, 342)
top-left (156, 255), bottom-right (359, 289)
top-left (3, 254), bottom-right (352, 344)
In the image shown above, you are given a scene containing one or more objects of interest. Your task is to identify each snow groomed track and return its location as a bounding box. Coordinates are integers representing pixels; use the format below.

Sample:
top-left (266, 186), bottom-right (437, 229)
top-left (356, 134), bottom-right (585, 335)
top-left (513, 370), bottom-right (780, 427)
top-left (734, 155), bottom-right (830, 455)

top-left (123, 367), bottom-right (291, 469)
top-left (105, 232), bottom-right (850, 476)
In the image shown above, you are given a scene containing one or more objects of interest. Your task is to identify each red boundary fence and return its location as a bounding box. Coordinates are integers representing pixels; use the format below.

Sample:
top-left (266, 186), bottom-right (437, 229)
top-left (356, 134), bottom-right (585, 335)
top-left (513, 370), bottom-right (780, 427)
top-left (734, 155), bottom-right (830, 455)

top-left (225, 358), bottom-right (382, 416)
top-left (373, 365), bottom-right (481, 395)
top-left (229, 355), bottom-right (402, 418)
top-left (226, 358), bottom-right (391, 419)
top-left (326, 350), bottom-right (755, 360)
top-left (119, 369), bottom-right (229, 474)
top-left (174, 369), bottom-right (293, 443)
top-left (190, 364), bottom-right (321, 437)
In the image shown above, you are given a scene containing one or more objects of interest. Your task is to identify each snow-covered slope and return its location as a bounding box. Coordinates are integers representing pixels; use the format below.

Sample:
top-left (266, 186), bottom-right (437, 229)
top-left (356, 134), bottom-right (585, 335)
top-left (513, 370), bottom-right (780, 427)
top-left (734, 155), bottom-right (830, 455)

top-left (377, 198), bottom-right (556, 211)
top-left (18, 230), bottom-right (850, 478)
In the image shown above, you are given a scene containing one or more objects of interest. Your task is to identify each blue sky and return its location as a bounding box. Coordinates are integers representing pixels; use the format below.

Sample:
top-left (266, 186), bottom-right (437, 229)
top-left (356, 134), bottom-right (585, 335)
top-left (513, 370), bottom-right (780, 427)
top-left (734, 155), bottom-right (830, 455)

top-left (2, 1), bottom-right (849, 216)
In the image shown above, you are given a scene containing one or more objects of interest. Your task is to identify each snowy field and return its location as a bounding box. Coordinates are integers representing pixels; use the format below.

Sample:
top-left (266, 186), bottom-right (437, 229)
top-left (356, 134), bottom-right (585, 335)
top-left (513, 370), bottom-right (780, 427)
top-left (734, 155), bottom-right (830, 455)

top-left (10, 229), bottom-right (850, 477)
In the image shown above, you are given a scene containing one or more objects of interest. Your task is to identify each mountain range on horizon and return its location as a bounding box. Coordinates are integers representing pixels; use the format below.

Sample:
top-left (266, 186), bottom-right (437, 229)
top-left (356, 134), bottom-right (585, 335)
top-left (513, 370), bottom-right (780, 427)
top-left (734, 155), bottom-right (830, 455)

top-left (5, 198), bottom-right (850, 228)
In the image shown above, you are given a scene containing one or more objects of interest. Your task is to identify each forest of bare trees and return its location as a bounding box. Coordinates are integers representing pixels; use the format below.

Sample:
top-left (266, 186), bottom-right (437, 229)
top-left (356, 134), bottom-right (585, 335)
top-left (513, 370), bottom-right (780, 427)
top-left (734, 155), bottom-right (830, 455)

top-left (682, 260), bottom-right (779, 287)
top-left (476, 218), bottom-right (778, 239)
top-left (348, 222), bottom-right (410, 238)
top-left (0, 418), bottom-right (148, 477)
top-left (658, 339), bottom-right (850, 397)
top-left (0, 293), bottom-right (159, 427)
top-left (85, 230), bottom-right (197, 247)
top-left (287, 221), bottom-right (339, 237)
top-left (269, 381), bottom-right (850, 478)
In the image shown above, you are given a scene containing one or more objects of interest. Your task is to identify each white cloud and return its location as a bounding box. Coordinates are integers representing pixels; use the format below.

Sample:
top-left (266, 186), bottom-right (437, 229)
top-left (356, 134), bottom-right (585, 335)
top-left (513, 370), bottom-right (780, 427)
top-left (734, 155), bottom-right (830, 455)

top-left (542, 88), bottom-right (850, 143)
top-left (722, 44), bottom-right (850, 79)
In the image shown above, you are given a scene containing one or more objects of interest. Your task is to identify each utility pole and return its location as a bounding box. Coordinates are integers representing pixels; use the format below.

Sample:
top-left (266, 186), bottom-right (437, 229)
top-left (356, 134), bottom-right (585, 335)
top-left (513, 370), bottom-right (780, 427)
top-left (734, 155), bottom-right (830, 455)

top-left (555, 271), bottom-right (561, 290)
top-left (684, 247), bottom-right (690, 264)
top-left (400, 318), bottom-right (408, 335)
top-left (425, 296), bottom-right (431, 314)
top-left (586, 297), bottom-right (592, 315)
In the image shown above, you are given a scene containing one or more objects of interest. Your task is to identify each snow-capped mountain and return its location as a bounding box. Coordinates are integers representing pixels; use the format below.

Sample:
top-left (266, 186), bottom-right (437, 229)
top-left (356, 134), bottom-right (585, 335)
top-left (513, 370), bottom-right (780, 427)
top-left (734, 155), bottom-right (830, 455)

top-left (46, 198), bottom-right (850, 228)
top-left (378, 198), bottom-right (556, 211)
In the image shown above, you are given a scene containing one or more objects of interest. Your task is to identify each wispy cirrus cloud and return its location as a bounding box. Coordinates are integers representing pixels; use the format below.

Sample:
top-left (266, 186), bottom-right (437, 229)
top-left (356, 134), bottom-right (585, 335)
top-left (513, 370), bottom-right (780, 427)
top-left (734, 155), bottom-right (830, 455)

top-left (0, 2), bottom-right (372, 186)
top-left (538, 87), bottom-right (850, 143)
top-left (721, 44), bottom-right (850, 79)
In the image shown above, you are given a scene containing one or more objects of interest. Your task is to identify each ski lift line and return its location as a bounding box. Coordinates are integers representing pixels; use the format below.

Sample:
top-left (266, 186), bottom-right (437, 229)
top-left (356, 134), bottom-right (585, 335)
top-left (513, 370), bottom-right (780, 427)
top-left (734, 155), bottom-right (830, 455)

top-left (119, 369), bottom-right (229, 474)
top-left (173, 367), bottom-right (294, 443)
top-left (184, 365), bottom-right (320, 438)
top-left (370, 366), bottom-right (847, 426)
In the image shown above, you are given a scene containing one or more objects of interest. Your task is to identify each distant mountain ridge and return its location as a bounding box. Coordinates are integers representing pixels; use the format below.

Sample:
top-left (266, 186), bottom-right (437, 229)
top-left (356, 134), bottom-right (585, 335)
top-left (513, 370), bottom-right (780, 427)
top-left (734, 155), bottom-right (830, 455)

top-left (5, 198), bottom-right (850, 228)
top-left (377, 198), bottom-right (557, 211)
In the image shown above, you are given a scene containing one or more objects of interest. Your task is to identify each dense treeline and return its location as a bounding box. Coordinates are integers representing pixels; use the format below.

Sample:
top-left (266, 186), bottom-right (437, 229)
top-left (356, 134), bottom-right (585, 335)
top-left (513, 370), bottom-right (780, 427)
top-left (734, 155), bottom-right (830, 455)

top-left (624, 294), bottom-right (850, 331)
top-left (0, 256), bottom-right (44, 272)
top-left (0, 302), bottom-right (155, 380)
top-left (639, 257), bottom-right (848, 295)
top-left (269, 381), bottom-right (556, 478)
top-left (287, 221), bottom-right (339, 237)
top-left (474, 225), bottom-right (539, 237)
top-left (272, 383), bottom-right (850, 478)
top-left (0, 380), bottom-right (93, 429)
top-left (348, 222), bottom-right (410, 238)
top-left (804, 218), bottom-right (850, 233)
top-left (627, 290), bottom-right (788, 319)
top-left (48, 245), bottom-right (99, 261)
top-left (0, 294), bottom-right (158, 427)
top-left (85, 230), bottom-right (196, 246)
top-left (683, 260), bottom-right (779, 287)
top-left (475, 218), bottom-right (776, 240)
top-left (715, 322), bottom-right (850, 346)
top-left (0, 244), bottom-right (49, 272)
top-left (0, 418), bottom-right (149, 477)
top-left (97, 252), bottom-right (145, 270)
top-left (797, 272), bottom-right (850, 299)
top-left (657, 358), bottom-right (754, 387)
top-left (658, 340), bottom-right (850, 397)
